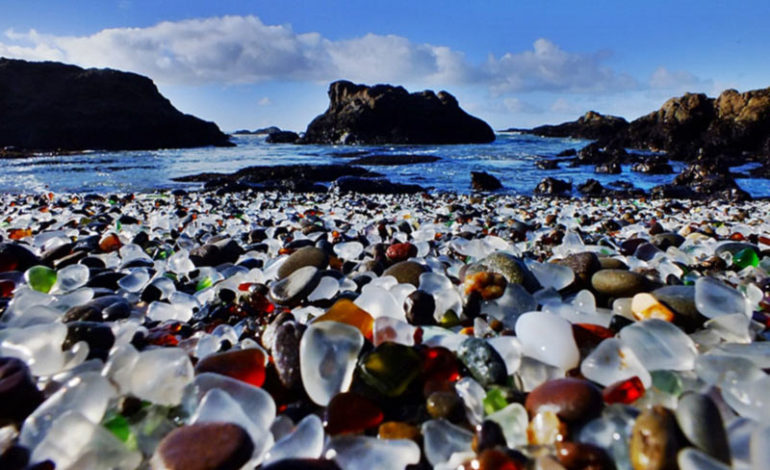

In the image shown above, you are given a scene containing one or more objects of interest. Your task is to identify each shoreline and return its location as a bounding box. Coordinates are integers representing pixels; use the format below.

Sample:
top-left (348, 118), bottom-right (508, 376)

top-left (0, 188), bottom-right (769, 468)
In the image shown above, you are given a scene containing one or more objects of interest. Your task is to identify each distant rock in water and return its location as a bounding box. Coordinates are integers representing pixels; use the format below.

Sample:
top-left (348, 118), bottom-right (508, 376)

top-left (525, 111), bottom-right (629, 141)
top-left (300, 80), bottom-right (495, 145)
top-left (0, 58), bottom-right (232, 151)
top-left (265, 130), bottom-right (299, 144)
top-left (470, 171), bottom-right (502, 191)
top-left (233, 126), bottom-right (282, 135)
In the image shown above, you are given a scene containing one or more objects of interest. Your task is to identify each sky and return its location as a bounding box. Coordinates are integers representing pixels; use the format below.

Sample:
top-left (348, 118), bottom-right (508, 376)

top-left (1, 0), bottom-right (768, 132)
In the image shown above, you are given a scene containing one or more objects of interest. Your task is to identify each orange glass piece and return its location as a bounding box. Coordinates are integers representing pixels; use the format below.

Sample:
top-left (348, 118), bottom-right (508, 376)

top-left (324, 392), bottom-right (383, 435)
top-left (314, 298), bottom-right (374, 341)
top-left (8, 228), bottom-right (32, 240)
top-left (602, 376), bottom-right (645, 405)
top-left (195, 348), bottom-right (267, 388)
top-left (99, 233), bottom-right (122, 253)
top-left (378, 421), bottom-right (420, 440)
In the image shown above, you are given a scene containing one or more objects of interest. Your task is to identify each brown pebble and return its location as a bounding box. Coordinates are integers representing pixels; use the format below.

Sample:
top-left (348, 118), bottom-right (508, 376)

top-left (152, 422), bottom-right (253, 470)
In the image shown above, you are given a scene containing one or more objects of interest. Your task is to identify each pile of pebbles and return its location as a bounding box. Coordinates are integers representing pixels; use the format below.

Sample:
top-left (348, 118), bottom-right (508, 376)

top-left (0, 189), bottom-right (769, 470)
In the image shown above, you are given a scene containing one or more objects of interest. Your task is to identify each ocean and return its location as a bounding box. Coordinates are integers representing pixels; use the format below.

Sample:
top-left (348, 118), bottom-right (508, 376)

top-left (1, 133), bottom-right (768, 197)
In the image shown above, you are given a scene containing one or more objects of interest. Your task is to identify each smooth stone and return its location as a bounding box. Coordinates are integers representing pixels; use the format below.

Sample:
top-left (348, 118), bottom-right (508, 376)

top-left (675, 392), bottom-right (731, 464)
top-left (555, 251), bottom-right (601, 287)
top-left (629, 406), bottom-right (684, 470)
top-left (299, 321), bottom-right (364, 406)
top-left (455, 337), bottom-right (508, 387)
top-left (618, 319), bottom-right (698, 371)
top-left (151, 423), bottom-right (254, 470)
top-left (195, 348), bottom-right (267, 388)
top-left (385, 242), bottom-right (417, 262)
top-left (652, 285), bottom-right (700, 318)
top-left (382, 261), bottom-right (427, 287)
top-left (525, 378), bottom-right (602, 423)
top-left (324, 392), bottom-right (383, 435)
top-left (515, 311), bottom-right (580, 370)
top-left (650, 232), bottom-right (685, 249)
top-left (62, 295), bottom-right (131, 322)
top-left (358, 342), bottom-right (421, 396)
top-left (527, 410), bottom-right (567, 445)
top-left (0, 357), bottom-right (44, 423)
top-left (591, 269), bottom-right (650, 298)
top-left (273, 322), bottom-right (305, 390)
top-left (278, 246), bottom-right (329, 280)
top-left (63, 321), bottom-right (115, 360)
top-left (270, 266), bottom-right (322, 306)
top-left (377, 421), bottom-right (421, 441)
top-left (695, 276), bottom-right (747, 318)
top-left (403, 289), bottom-right (437, 325)
top-left (426, 391), bottom-right (464, 422)
top-left (478, 252), bottom-right (526, 285)
top-left (598, 257), bottom-right (628, 270)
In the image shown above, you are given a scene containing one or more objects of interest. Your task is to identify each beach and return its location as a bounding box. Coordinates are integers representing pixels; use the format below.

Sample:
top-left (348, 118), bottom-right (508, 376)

top-left (1, 188), bottom-right (769, 469)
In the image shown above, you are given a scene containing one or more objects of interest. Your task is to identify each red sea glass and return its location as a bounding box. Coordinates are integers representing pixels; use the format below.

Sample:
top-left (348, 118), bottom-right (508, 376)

top-left (195, 348), bottom-right (267, 388)
top-left (602, 376), bottom-right (645, 404)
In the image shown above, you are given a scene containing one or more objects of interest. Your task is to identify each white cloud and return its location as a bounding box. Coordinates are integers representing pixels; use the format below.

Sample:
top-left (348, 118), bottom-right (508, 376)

top-left (0, 15), bottom-right (637, 95)
top-left (257, 97), bottom-right (272, 106)
top-left (649, 66), bottom-right (712, 92)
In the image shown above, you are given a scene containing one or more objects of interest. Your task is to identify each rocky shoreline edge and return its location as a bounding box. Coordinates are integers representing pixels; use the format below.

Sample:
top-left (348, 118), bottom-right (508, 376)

top-left (0, 188), bottom-right (769, 469)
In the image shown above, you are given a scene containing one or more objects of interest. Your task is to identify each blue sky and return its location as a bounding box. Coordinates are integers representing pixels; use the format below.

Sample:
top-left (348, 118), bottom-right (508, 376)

top-left (1, 0), bottom-right (768, 132)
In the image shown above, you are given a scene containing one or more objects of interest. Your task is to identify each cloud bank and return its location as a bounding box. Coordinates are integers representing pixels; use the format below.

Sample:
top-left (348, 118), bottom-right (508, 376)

top-left (0, 15), bottom-right (639, 95)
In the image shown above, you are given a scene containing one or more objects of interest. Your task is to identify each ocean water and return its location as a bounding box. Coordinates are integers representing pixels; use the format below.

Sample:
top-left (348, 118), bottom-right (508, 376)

top-left (1, 133), bottom-right (768, 197)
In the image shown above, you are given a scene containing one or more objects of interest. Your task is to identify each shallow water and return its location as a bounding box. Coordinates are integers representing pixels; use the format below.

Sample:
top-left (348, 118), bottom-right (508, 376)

top-left (1, 133), bottom-right (768, 197)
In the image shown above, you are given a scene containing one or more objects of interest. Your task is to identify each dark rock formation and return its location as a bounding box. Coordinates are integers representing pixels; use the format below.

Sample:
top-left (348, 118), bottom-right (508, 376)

top-left (300, 80), bottom-right (495, 144)
top-left (175, 164), bottom-right (380, 185)
top-left (332, 176), bottom-right (425, 194)
top-left (534, 177), bottom-right (572, 196)
top-left (631, 158), bottom-right (674, 174)
top-left (623, 88), bottom-right (770, 159)
top-left (575, 142), bottom-right (629, 165)
top-left (526, 111), bottom-right (629, 140)
top-left (470, 171), bottom-right (502, 191)
top-left (577, 179), bottom-right (605, 196)
top-left (650, 161), bottom-right (751, 201)
top-left (347, 154), bottom-right (441, 165)
top-left (0, 58), bottom-right (232, 151)
top-left (535, 159), bottom-right (559, 170)
top-left (595, 161), bottom-right (621, 174)
top-left (265, 131), bottom-right (299, 144)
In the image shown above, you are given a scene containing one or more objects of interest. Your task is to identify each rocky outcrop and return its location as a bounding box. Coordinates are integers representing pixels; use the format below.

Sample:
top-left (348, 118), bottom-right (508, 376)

top-left (527, 111), bottom-right (629, 141)
top-left (651, 161), bottom-right (751, 201)
top-left (0, 58), bottom-right (232, 151)
top-left (534, 177), bottom-right (572, 196)
top-left (300, 80), bottom-right (495, 145)
top-left (623, 88), bottom-right (770, 159)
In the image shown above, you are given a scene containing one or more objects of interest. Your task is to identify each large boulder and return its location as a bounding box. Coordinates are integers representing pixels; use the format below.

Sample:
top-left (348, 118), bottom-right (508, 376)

top-left (0, 58), bottom-right (232, 151)
top-left (527, 111), bottom-right (629, 141)
top-left (299, 80), bottom-right (495, 144)
top-left (623, 87), bottom-right (770, 159)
